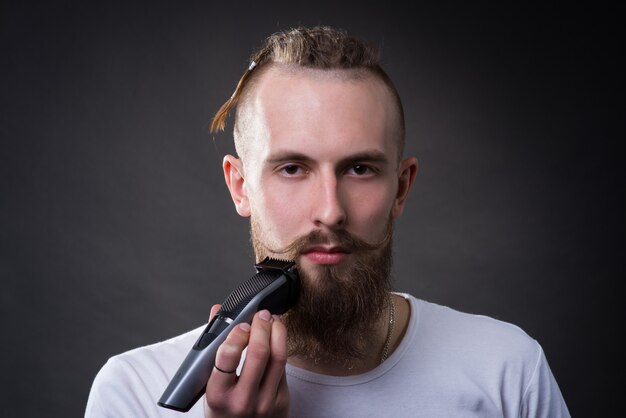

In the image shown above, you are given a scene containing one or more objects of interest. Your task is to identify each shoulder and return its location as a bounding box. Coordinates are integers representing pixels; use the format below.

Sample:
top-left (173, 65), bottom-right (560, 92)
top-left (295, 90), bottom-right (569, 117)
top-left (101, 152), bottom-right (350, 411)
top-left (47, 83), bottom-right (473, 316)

top-left (394, 294), bottom-right (570, 416)
top-left (98, 324), bottom-right (204, 383)
top-left (402, 294), bottom-right (540, 358)
top-left (85, 325), bottom-right (205, 417)
top-left (398, 293), bottom-right (543, 386)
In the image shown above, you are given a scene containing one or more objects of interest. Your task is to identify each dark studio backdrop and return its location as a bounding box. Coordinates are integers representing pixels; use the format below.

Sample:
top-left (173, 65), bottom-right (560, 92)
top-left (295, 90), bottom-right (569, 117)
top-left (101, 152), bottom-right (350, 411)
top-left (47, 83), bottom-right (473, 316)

top-left (0, 1), bottom-right (620, 417)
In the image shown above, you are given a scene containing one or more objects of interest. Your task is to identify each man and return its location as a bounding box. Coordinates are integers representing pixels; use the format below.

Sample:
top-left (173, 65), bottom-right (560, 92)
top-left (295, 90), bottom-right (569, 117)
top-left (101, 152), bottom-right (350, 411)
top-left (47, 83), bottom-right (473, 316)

top-left (86, 26), bottom-right (570, 417)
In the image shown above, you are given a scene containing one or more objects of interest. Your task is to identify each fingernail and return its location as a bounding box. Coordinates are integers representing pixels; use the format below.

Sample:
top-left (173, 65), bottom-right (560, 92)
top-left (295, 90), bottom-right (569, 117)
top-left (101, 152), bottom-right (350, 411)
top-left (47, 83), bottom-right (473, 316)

top-left (259, 310), bottom-right (272, 321)
top-left (272, 314), bottom-right (281, 321)
top-left (239, 323), bottom-right (251, 332)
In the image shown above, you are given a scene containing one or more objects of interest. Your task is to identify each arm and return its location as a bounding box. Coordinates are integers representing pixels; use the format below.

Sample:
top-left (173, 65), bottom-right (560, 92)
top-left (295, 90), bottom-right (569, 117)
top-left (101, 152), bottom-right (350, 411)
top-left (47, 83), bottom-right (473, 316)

top-left (520, 345), bottom-right (571, 418)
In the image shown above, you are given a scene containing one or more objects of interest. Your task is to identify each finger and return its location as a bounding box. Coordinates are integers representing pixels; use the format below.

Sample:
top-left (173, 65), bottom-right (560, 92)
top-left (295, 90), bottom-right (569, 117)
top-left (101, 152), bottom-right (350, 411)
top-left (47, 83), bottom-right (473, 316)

top-left (236, 309), bottom-right (274, 393)
top-left (208, 322), bottom-right (251, 390)
top-left (256, 316), bottom-right (289, 415)
top-left (208, 304), bottom-right (221, 322)
top-left (274, 371), bottom-right (290, 416)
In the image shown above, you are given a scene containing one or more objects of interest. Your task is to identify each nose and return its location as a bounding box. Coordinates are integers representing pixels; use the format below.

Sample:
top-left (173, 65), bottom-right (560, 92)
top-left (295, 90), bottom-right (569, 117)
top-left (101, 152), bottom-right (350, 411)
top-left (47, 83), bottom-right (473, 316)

top-left (312, 172), bottom-right (346, 228)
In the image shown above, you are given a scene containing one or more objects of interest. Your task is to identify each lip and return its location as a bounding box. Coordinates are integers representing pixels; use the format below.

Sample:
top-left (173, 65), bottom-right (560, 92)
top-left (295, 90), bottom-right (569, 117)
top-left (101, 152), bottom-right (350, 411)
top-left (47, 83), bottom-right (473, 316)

top-left (301, 246), bottom-right (350, 265)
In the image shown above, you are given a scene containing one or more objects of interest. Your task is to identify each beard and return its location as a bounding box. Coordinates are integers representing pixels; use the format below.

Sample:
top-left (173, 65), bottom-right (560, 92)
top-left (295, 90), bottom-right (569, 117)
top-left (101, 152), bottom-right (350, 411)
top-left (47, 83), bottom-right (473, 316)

top-left (250, 218), bottom-right (393, 364)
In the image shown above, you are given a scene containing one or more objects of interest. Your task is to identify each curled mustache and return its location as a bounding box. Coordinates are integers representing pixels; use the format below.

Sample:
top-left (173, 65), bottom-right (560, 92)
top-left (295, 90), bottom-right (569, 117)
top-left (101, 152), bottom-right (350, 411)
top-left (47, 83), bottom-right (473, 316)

top-left (263, 222), bottom-right (393, 260)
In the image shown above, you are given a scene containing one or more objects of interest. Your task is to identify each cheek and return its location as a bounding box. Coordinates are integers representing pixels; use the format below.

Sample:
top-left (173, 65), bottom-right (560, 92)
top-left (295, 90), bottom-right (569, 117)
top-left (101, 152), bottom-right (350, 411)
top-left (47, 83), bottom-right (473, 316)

top-left (345, 183), bottom-right (396, 236)
top-left (249, 181), bottom-right (309, 246)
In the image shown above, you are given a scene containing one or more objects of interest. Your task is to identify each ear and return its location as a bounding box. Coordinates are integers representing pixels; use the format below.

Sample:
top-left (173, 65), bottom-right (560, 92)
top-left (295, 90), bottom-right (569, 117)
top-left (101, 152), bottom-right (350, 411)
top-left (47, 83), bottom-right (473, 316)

top-left (391, 156), bottom-right (418, 218)
top-left (223, 154), bottom-right (251, 217)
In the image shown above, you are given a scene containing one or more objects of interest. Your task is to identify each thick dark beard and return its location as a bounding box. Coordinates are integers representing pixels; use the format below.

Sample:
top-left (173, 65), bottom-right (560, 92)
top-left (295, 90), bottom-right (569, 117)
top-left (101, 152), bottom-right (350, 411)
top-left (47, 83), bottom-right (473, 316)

top-left (250, 218), bottom-right (393, 364)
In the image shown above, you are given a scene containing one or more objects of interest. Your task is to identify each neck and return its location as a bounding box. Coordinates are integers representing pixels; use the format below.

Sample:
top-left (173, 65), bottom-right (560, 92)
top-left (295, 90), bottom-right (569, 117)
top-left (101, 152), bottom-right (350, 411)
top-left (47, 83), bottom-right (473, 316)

top-left (287, 293), bottom-right (409, 376)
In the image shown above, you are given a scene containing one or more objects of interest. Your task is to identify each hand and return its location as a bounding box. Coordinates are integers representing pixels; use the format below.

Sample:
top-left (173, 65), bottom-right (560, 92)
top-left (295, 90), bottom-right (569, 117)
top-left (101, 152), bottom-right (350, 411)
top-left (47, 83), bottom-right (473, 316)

top-left (204, 304), bottom-right (290, 418)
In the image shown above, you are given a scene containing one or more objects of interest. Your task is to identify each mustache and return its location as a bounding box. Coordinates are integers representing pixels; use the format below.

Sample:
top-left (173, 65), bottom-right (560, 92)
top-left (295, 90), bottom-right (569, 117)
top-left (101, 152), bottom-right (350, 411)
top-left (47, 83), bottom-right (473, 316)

top-left (266, 222), bottom-right (393, 259)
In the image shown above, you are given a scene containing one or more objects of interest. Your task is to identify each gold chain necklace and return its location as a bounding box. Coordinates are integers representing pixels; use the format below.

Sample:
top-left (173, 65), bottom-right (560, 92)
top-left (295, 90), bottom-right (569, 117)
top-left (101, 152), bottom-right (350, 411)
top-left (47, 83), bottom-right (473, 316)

top-left (380, 294), bottom-right (395, 363)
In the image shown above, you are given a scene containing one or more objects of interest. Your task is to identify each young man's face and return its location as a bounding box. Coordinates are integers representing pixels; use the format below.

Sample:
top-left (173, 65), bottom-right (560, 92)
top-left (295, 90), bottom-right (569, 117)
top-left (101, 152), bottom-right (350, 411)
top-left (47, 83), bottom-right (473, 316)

top-left (223, 67), bottom-right (416, 359)
top-left (225, 67), bottom-right (415, 277)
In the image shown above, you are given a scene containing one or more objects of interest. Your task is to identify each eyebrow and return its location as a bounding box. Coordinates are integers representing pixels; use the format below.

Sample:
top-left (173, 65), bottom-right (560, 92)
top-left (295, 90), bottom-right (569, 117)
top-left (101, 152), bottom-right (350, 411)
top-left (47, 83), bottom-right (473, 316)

top-left (265, 150), bottom-right (390, 166)
top-left (266, 152), bottom-right (312, 164)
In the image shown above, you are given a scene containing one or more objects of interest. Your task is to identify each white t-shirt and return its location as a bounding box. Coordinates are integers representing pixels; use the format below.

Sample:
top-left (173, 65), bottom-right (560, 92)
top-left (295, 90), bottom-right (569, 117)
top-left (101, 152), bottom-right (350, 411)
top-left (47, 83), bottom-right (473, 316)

top-left (85, 294), bottom-right (570, 417)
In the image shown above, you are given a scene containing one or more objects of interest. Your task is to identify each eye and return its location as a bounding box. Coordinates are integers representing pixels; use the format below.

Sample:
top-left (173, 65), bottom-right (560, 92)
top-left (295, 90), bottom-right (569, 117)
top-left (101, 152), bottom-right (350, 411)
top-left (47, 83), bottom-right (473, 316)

top-left (278, 164), bottom-right (306, 177)
top-left (348, 164), bottom-right (375, 176)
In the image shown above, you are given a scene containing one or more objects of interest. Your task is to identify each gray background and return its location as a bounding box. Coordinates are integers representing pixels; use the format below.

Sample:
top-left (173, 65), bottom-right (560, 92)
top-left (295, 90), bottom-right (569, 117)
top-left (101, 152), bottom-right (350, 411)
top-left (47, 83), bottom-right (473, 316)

top-left (1, 1), bottom-right (620, 417)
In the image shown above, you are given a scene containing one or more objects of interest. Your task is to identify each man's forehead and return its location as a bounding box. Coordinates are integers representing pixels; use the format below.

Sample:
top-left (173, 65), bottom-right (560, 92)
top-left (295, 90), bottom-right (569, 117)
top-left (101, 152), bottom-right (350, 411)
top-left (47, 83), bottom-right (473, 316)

top-left (236, 66), bottom-right (402, 163)
top-left (257, 72), bottom-right (390, 124)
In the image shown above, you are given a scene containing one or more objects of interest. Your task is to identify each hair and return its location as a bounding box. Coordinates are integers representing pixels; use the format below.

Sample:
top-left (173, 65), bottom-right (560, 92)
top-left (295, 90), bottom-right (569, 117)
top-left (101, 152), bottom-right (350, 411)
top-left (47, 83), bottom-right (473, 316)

top-left (210, 26), bottom-right (405, 157)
